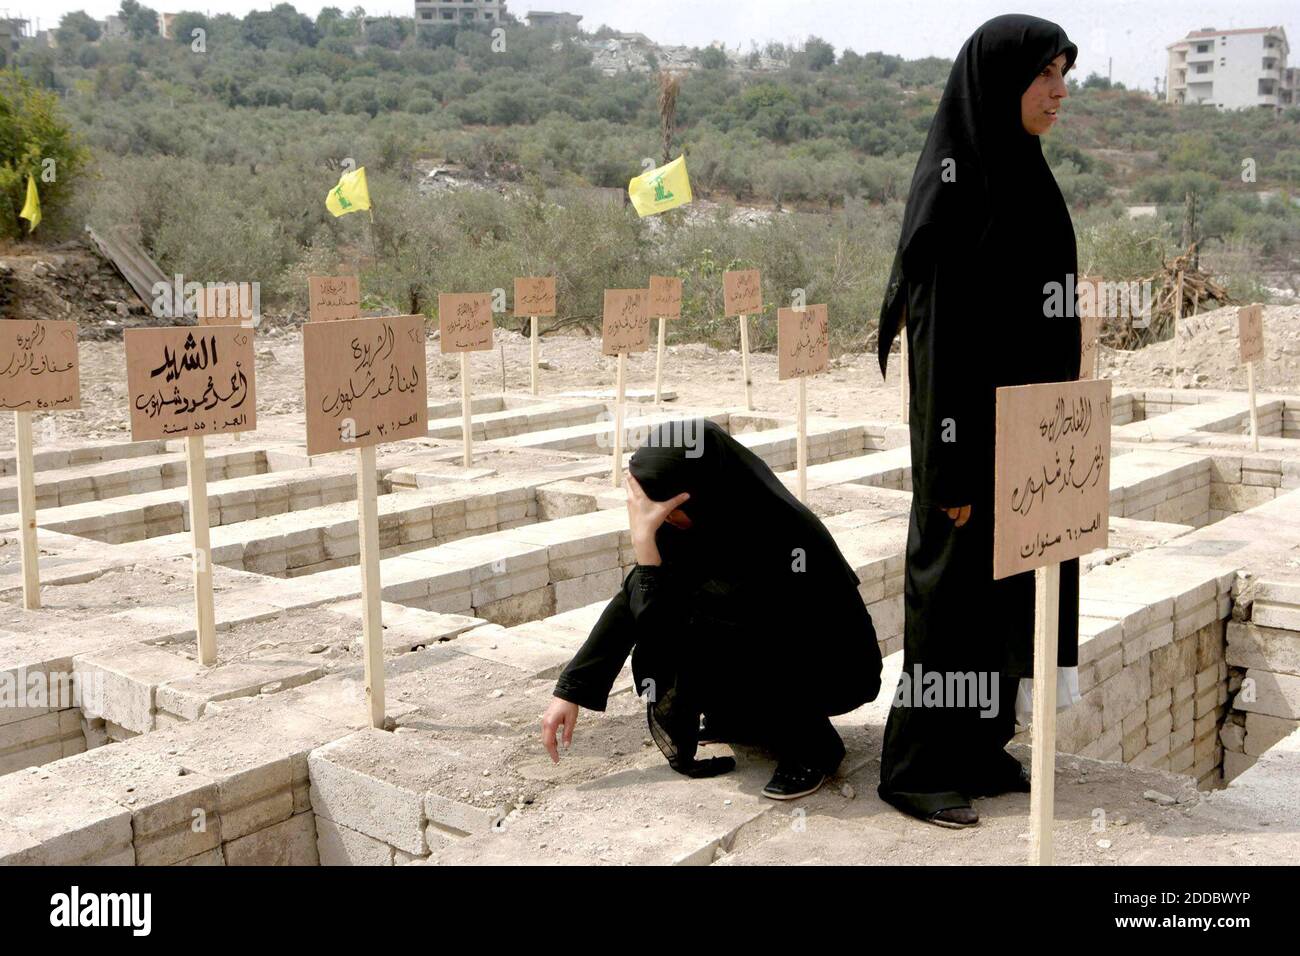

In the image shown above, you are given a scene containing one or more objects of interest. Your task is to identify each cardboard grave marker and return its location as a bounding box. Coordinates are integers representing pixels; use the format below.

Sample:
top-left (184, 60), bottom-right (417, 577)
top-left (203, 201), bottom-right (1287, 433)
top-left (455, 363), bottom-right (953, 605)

top-left (439, 293), bottom-right (494, 466)
top-left (0, 320), bottom-right (81, 610)
top-left (515, 277), bottom-right (557, 396)
top-left (1077, 275), bottom-right (1103, 380)
top-left (303, 315), bottom-right (429, 456)
top-left (602, 289), bottom-right (650, 487)
top-left (649, 275), bottom-right (682, 405)
top-left (308, 275), bottom-right (361, 323)
top-left (196, 283), bottom-right (256, 443)
top-left (777, 304), bottom-right (829, 501)
top-left (1238, 304), bottom-right (1265, 451)
top-left (196, 283), bottom-right (256, 326)
top-left (994, 377), bottom-right (1112, 865)
top-left (127, 326), bottom-right (257, 666)
top-left (723, 269), bottom-right (761, 410)
top-left (303, 313), bottom-right (429, 729)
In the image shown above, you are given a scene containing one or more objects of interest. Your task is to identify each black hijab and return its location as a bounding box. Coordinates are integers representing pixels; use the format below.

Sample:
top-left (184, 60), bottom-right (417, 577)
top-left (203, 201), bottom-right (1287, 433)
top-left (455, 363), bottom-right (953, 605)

top-left (878, 13), bottom-right (1078, 375)
top-left (630, 419), bottom-right (861, 593)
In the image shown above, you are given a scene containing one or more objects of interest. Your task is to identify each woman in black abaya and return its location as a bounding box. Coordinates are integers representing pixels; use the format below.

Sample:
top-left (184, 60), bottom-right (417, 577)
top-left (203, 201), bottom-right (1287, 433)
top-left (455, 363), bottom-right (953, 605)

top-left (540, 420), bottom-right (883, 799)
top-left (876, 15), bottom-right (1083, 827)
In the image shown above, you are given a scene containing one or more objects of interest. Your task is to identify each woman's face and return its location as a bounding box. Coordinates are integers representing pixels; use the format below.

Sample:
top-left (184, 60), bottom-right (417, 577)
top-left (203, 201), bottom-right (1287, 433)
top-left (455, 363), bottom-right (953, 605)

top-left (1021, 53), bottom-right (1069, 135)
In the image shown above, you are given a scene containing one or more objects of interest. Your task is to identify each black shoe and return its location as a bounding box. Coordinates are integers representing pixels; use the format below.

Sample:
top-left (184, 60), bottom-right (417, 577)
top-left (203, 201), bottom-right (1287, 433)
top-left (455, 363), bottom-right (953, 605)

top-left (929, 806), bottom-right (980, 828)
top-left (762, 763), bottom-right (827, 800)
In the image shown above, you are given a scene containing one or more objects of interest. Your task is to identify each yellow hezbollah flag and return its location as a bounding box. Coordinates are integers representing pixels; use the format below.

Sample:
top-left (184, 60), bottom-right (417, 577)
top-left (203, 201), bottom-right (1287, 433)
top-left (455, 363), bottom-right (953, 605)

top-left (628, 155), bottom-right (692, 217)
top-left (18, 174), bottom-right (40, 232)
top-left (325, 166), bottom-right (371, 217)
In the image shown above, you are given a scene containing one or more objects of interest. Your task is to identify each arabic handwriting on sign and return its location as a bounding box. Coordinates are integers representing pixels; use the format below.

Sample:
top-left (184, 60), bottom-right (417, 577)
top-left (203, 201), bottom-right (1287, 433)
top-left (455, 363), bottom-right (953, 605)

top-left (516, 278), bottom-right (555, 314)
top-left (0, 322), bottom-right (76, 380)
top-left (150, 333), bottom-right (219, 384)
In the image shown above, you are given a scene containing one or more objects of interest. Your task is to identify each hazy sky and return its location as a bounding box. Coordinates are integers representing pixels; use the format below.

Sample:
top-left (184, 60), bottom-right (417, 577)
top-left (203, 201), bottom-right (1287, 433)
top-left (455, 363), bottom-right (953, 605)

top-left (16, 0), bottom-right (1300, 92)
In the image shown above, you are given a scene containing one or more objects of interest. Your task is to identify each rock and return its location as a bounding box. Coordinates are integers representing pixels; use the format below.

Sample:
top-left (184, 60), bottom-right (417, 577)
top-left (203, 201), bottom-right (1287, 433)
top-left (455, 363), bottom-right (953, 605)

top-left (1096, 838), bottom-right (1112, 849)
top-left (840, 783), bottom-right (856, 799)
top-left (1143, 789), bottom-right (1177, 806)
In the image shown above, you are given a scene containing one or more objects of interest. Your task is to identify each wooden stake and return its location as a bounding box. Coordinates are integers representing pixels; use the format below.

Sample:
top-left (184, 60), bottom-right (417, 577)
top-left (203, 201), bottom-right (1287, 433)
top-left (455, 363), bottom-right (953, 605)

top-left (356, 444), bottom-right (385, 729)
top-left (612, 351), bottom-right (626, 487)
top-left (1172, 271), bottom-right (1183, 388)
top-left (185, 435), bottom-right (217, 666)
top-left (14, 411), bottom-right (39, 610)
top-left (654, 316), bottom-right (666, 406)
top-left (739, 314), bottom-right (753, 410)
top-left (530, 316), bottom-right (539, 395)
top-left (1029, 561), bottom-right (1061, 866)
top-left (796, 376), bottom-right (807, 501)
top-left (1242, 361), bottom-right (1253, 455)
top-left (460, 351), bottom-right (472, 467)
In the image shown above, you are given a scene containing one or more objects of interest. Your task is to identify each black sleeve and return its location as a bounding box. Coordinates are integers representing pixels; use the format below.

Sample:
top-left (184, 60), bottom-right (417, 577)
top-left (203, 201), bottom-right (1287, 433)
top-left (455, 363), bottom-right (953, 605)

top-left (906, 227), bottom-right (986, 509)
top-left (552, 565), bottom-right (688, 711)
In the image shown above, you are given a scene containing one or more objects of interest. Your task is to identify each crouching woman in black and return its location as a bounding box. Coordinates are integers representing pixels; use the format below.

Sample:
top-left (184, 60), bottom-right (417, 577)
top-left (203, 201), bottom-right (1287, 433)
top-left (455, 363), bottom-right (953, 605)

top-left (540, 420), bottom-right (883, 799)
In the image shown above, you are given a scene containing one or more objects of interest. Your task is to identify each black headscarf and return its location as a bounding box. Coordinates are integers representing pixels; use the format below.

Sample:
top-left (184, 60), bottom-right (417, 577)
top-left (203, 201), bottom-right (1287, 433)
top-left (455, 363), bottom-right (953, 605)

top-left (630, 419), bottom-right (862, 594)
top-left (878, 13), bottom-right (1078, 376)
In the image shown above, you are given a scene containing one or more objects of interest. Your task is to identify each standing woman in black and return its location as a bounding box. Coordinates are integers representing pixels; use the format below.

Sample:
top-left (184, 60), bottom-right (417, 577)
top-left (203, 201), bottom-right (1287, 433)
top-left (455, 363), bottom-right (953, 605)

top-left (876, 15), bottom-right (1083, 828)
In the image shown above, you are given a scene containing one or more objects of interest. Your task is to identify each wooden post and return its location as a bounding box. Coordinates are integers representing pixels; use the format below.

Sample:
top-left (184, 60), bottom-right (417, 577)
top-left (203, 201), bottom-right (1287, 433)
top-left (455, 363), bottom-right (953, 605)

top-left (1029, 561), bottom-right (1061, 866)
top-left (14, 411), bottom-right (39, 610)
top-left (739, 314), bottom-right (753, 410)
top-left (529, 316), bottom-right (539, 396)
top-left (899, 325), bottom-right (909, 424)
top-left (654, 316), bottom-right (667, 406)
top-left (356, 444), bottom-right (385, 729)
top-left (612, 352), bottom-right (626, 487)
top-left (1248, 361), bottom-right (1258, 452)
top-left (796, 377), bottom-right (808, 501)
top-left (185, 435), bottom-right (217, 666)
top-left (460, 351), bottom-right (472, 467)
top-left (1172, 271), bottom-right (1183, 388)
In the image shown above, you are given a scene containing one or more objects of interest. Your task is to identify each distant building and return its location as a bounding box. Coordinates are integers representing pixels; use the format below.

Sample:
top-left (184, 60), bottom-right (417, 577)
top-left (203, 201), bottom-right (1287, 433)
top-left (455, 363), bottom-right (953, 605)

top-left (1166, 26), bottom-right (1292, 110)
top-left (101, 15), bottom-right (128, 39)
top-left (414, 0), bottom-right (507, 29)
top-left (526, 11), bottom-right (582, 31)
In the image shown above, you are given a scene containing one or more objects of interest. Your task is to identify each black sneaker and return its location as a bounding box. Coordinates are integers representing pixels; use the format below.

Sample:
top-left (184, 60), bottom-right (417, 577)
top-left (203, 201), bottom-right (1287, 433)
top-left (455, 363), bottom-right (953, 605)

top-left (762, 763), bottom-right (827, 800)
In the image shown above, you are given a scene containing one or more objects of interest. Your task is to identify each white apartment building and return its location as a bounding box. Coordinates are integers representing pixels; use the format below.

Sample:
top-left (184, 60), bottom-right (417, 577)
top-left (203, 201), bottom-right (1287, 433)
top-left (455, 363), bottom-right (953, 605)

top-left (1166, 26), bottom-right (1293, 110)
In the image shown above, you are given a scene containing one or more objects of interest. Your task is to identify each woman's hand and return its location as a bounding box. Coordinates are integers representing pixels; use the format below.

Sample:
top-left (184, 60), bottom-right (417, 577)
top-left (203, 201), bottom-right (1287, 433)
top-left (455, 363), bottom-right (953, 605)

top-left (626, 474), bottom-right (689, 566)
top-left (541, 697), bottom-right (580, 763)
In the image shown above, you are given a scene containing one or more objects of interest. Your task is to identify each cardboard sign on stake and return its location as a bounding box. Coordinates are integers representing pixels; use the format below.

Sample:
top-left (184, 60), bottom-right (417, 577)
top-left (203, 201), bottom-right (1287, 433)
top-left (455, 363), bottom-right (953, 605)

top-left (126, 325), bottom-right (257, 668)
top-left (196, 283), bottom-right (256, 326)
top-left (515, 277), bottom-right (556, 396)
top-left (126, 327), bottom-right (257, 441)
top-left (602, 289), bottom-right (650, 487)
top-left (1077, 276), bottom-right (1104, 380)
top-left (0, 320), bottom-right (81, 610)
top-left (303, 314), bottom-right (428, 457)
top-left (439, 293), bottom-right (493, 465)
top-left (723, 270), bottom-right (761, 410)
top-left (777, 304), bottom-right (828, 501)
top-left (308, 275), bottom-right (361, 323)
top-left (649, 276), bottom-right (682, 404)
top-left (993, 377), bottom-right (1112, 865)
top-left (302, 313), bottom-right (429, 729)
top-left (1238, 304), bottom-right (1265, 365)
